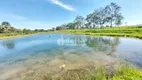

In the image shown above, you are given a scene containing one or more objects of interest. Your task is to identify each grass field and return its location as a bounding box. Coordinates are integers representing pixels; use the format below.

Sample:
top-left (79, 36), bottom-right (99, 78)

top-left (56, 27), bottom-right (142, 39)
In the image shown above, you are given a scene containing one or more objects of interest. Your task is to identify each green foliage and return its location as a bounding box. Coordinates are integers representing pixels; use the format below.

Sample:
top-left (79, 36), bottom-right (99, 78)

top-left (110, 66), bottom-right (142, 80)
top-left (0, 21), bottom-right (52, 38)
top-left (1, 21), bottom-right (11, 27)
top-left (23, 28), bottom-right (33, 34)
top-left (86, 66), bottom-right (142, 80)
top-left (0, 27), bottom-right (5, 33)
top-left (74, 15), bottom-right (85, 29)
top-left (56, 2), bottom-right (124, 30)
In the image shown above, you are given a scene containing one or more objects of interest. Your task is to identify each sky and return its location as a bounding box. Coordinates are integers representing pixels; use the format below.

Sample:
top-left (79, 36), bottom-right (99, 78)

top-left (0, 0), bottom-right (142, 29)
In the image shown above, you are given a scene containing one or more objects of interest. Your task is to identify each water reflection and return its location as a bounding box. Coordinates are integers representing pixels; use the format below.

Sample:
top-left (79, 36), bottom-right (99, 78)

top-left (86, 37), bottom-right (120, 54)
top-left (2, 40), bottom-right (15, 49)
top-left (58, 35), bottom-right (120, 54)
top-left (69, 36), bottom-right (85, 47)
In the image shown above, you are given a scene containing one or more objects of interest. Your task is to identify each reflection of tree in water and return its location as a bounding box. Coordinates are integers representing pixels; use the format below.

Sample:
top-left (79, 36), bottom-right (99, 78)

top-left (3, 41), bottom-right (15, 49)
top-left (86, 36), bottom-right (120, 54)
top-left (69, 36), bottom-right (85, 47)
top-left (58, 35), bottom-right (119, 55)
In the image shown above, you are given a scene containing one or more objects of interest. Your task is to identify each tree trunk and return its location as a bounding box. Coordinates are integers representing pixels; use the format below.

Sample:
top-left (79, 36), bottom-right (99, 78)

top-left (110, 18), bottom-right (113, 28)
top-left (110, 21), bottom-right (113, 28)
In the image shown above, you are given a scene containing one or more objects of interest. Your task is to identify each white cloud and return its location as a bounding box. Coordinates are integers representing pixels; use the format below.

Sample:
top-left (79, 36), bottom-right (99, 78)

top-left (50, 0), bottom-right (75, 11)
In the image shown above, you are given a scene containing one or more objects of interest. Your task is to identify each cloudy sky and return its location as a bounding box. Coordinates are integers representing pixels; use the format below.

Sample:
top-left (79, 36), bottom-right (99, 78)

top-left (0, 0), bottom-right (142, 29)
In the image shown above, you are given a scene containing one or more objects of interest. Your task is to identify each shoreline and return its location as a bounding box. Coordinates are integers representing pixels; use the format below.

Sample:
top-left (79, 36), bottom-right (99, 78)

top-left (0, 32), bottom-right (56, 40)
top-left (0, 34), bottom-right (36, 40)
top-left (0, 32), bottom-right (142, 40)
top-left (54, 31), bottom-right (142, 39)
top-left (0, 33), bottom-right (45, 40)
top-left (0, 35), bottom-right (28, 40)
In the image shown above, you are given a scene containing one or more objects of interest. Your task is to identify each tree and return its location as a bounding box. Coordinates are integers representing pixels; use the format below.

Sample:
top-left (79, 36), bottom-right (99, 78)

top-left (1, 21), bottom-right (11, 31)
top-left (60, 24), bottom-right (67, 30)
top-left (0, 27), bottom-right (5, 33)
top-left (34, 29), bottom-right (38, 32)
top-left (66, 22), bottom-right (76, 29)
top-left (74, 16), bottom-right (85, 29)
top-left (85, 22), bottom-right (91, 29)
top-left (86, 8), bottom-right (107, 28)
top-left (1, 21), bottom-right (11, 27)
top-left (9, 27), bottom-right (16, 32)
top-left (104, 2), bottom-right (123, 27)
top-left (94, 8), bottom-right (107, 28)
top-left (55, 2), bottom-right (124, 29)
top-left (56, 26), bottom-right (62, 30)
top-left (23, 28), bottom-right (32, 34)
top-left (115, 14), bottom-right (124, 26)
top-left (86, 13), bottom-right (94, 28)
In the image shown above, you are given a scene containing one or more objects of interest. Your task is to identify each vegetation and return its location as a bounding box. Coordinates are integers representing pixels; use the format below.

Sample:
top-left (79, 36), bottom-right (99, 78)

top-left (86, 65), bottom-right (142, 80)
top-left (53, 2), bottom-right (142, 39)
top-left (19, 65), bottom-right (142, 80)
top-left (0, 21), bottom-right (54, 39)
top-left (55, 2), bottom-right (124, 30)
top-left (55, 26), bottom-right (142, 39)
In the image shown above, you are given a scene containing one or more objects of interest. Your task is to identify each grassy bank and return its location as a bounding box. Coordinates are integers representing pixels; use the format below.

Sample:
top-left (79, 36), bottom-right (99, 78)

top-left (56, 27), bottom-right (142, 39)
top-left (0, 33), bottom-right (36, 40)
top-left (0, 32), bottom-right (54, 40)
top-left (0, 27), bottom-right (142, 40)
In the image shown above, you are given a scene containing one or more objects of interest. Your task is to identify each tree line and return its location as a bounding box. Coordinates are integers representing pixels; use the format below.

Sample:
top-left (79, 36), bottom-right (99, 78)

top-left (56, 2), bottom-right (124, 30)
top-left (0, 21), bottom-right (54, 34)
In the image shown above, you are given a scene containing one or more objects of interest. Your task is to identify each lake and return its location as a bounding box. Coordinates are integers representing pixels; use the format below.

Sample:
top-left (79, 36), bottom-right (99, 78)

top-left (0, 34), bottom-right (142, 80)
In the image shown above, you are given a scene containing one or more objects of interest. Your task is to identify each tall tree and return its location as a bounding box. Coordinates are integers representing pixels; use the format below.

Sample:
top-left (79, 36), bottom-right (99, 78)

top-left (104, 2), bottom-right (123, 27)
top-left (74, 16), bottom-right (85, 29)
top-left (66, 22), bottom-right (76, 29)
top-left (87, 8), bottom-right (106, 28)
top-left (86, 13), bottom-right (94, 28)
top-left (1, 21), bottom-right (11, 31)
top-left (56, 2), bottom-right (124, 29)
top-left (0, 27), bottom-right (5, 33)
top-left (95, 8), bottom-right (107, 28)
top-left (115, 14), bottom-right (124, 26)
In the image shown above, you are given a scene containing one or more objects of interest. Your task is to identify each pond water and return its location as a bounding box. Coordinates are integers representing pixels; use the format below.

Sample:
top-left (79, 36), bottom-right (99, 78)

top-left (0, 34), bottom-right (142, 79)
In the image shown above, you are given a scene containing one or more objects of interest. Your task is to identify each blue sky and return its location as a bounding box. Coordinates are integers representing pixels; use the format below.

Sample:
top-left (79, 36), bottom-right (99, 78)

top-left (0, 0), bottom-right (142, 29)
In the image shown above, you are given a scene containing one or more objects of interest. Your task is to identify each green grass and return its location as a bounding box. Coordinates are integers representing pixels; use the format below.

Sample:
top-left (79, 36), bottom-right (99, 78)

top-left (110, 66), bottom-right (142, 80)
top-left (59, 65), bottom-right (142, 80)
top-left (0, 33), bottom-right (34, 40)
top-left (88, 66), bottom-right (142, 80)
top-left (56, 26), bottom-right (142, 39)
top-left (0, 31), bottom-right (54, 40)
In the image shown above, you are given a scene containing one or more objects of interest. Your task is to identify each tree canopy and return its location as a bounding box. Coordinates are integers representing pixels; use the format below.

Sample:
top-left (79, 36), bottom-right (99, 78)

top-left (55, 2), bottom-right (124, 30)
